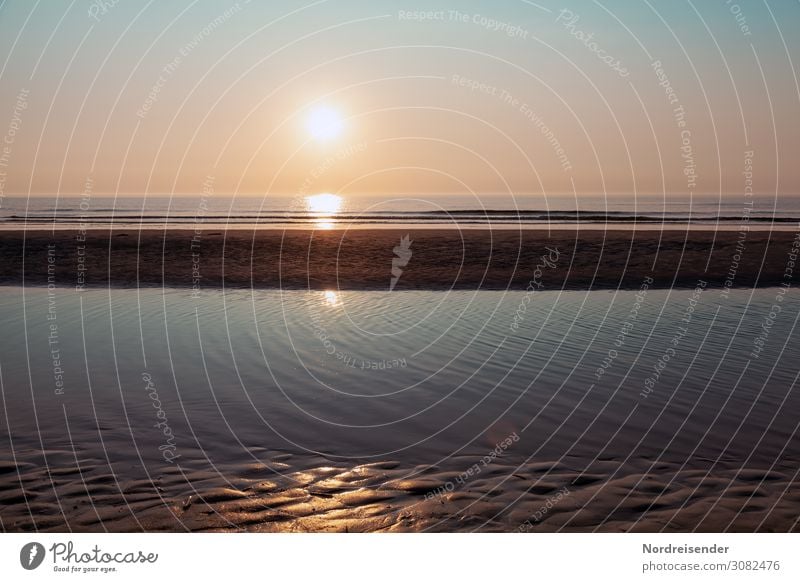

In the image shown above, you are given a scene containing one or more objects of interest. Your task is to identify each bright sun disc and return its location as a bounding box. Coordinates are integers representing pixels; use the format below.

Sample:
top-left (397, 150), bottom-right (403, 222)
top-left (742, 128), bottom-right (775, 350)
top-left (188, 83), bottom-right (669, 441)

top-left (306, 106), bottom-right (343, 141)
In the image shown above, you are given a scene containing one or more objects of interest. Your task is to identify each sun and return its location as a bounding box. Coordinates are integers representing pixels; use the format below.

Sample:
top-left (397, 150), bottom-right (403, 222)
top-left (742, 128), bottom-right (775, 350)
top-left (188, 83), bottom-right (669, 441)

top-left (306, 106), bottom-right (344, 141)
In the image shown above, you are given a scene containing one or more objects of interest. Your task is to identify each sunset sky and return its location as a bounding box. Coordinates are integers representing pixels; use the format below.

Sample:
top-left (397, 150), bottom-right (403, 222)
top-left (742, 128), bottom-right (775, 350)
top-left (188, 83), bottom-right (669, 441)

top-left (0, 0), bottom-right (798, 198)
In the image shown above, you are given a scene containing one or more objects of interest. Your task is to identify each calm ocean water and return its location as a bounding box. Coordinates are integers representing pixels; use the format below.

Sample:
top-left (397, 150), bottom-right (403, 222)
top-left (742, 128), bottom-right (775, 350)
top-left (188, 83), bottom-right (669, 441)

top-left (1, 286), bottom-right (797, 475)
top-left (2, 193), bottom-right (799, 229)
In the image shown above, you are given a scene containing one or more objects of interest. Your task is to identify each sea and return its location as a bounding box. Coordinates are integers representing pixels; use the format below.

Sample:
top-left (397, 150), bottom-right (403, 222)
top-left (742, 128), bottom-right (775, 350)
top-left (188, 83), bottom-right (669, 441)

top-left (2, 193), bottom-right (799, 230)
top-left (1, 286), bottom-right (797, 469)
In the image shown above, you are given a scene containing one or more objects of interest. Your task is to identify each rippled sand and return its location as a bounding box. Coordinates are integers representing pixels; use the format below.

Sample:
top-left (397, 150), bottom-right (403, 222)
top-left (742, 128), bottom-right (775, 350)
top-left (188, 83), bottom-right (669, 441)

top-left (2, 451), bottom-right (798, 532)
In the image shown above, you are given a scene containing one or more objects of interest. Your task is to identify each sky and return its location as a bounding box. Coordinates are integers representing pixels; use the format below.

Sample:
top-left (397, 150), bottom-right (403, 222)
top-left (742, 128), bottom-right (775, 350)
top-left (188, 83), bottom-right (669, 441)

top-left (0, 0), bottom-right (798, 199)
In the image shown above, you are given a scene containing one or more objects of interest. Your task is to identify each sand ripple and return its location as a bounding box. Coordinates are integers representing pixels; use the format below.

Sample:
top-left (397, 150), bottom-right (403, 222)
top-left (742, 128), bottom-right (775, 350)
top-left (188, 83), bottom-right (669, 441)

top-left (1, 450), bottom-right (797, 532)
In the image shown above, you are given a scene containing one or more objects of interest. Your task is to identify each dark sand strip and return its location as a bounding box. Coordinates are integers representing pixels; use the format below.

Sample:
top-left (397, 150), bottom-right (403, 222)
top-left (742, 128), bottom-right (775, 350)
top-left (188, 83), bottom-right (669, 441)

top-left (0, 228), bottom-right (797, 290)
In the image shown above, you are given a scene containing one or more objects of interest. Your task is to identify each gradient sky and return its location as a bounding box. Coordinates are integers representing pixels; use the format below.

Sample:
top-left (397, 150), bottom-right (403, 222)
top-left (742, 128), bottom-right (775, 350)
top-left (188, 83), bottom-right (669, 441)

top-left (0, 0), bottom-right (798, 199)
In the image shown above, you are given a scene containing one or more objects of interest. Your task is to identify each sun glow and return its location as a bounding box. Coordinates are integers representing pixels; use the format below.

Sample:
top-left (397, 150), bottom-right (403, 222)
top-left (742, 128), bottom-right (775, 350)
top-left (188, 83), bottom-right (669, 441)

top-left (306, 106), bottom-right (344, 141)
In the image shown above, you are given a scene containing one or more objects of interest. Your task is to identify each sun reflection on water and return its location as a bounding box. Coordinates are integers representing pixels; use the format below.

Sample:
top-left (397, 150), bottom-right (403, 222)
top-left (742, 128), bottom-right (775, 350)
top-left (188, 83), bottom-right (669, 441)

top-left (306, 193), bottom-right (343, 230)
top-left (313, 218), bottom-right (335, 230)
top-left (323, 290), bottom-right (339, 306)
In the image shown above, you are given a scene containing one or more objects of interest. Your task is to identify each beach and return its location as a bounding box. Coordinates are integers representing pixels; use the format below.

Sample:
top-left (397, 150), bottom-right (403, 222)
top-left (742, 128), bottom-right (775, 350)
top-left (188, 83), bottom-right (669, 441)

top-left (1, 228), bottom-right (797, 290)
top-left (4, 452), bottom-right (797, 532)
top-left (3, 0), bottom-right (800, 573)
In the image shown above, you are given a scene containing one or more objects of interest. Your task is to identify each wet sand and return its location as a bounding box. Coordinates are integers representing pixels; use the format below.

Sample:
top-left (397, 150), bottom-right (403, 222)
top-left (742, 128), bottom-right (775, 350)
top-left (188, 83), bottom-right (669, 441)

top-left (2, 452), bottom-right (797, 532)
top-left (0, 227), bottom-right (797, 290)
